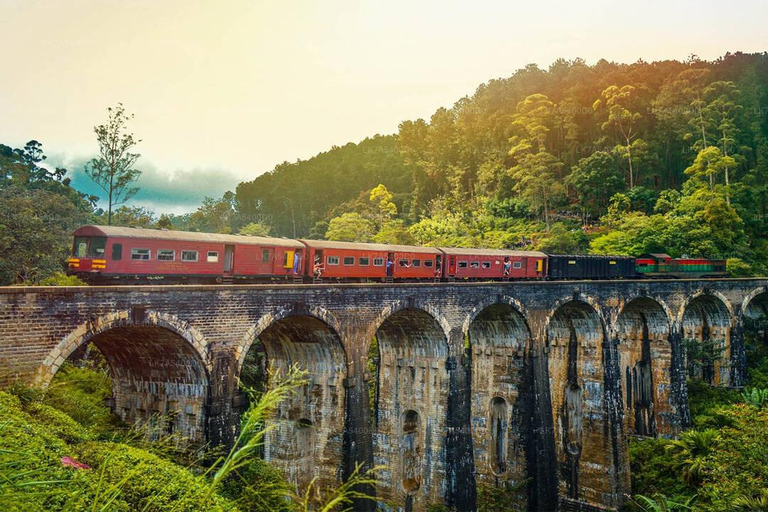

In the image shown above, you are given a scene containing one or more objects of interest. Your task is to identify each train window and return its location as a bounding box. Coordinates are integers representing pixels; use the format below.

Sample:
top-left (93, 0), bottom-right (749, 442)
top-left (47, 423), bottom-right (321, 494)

top-left (513, 261), bottom-right (522, 269)
top-left (359, 257), bottom-right (370, 266)
top-left (398, 259), bottom-right (410, 267)
top-left (470, 261), bottom-right (480, 268)
top-left (482, 262), bottom-right (491, 269)
top-left (373, 258), bottom-right (384, 266)
top-left (73, 237), bottom-right (88, 258)
top-left (112, 244), bottom-right (122, 261)
top-left (343, 256), bottom-right (355, 266)
top-left (412, 259), bottom-right (421, 267)
top-left (424, 260), bottom-right (433, 268)
top-left (262, 249), bottom-right (270, 263)
top-left (131, 248), bottom-right (151, 261)
top-left (207, 251), bottom-right (219, 263)
top-left (181, 250), bottom-right (198, 262)
top-left (327, 256), bottom-right (340, 265)
top-left (458, 261), bottom-right (468, 268)
top-left (88, 237), bottom-right (107, 258)
top-left (157, 249), bottom-right (175, 261)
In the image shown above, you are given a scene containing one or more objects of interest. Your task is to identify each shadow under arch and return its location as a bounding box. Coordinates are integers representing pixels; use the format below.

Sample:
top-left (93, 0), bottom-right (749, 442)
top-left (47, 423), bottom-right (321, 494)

top-left (40, 309), bottom-right (211, 442)
top-left (614, 297), bottom-right (673, 437)
top-left (371, 306), bottom-right (450, 511)
top-left (466, 301), bottom-right (534, 510)
top-left (240, 309), bottom-right (347, 495)
top-left (742, 287), bottom-right (768, 346)
top-left (546, 299), bottom-right (617, 506)
top-left (679, 292), bottom-right (733, 386)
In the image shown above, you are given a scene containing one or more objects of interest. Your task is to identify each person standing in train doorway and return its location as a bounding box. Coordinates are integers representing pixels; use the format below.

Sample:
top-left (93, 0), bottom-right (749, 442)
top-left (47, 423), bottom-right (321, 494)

top-left (293, 250), bottom-right (302, 274)
top-left (386, 256), bottom-right (394, 277)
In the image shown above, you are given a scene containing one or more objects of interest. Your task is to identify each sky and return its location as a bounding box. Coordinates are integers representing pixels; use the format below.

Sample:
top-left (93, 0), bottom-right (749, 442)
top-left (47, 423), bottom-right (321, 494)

top-left (2, 0), bottom-right (767, 214)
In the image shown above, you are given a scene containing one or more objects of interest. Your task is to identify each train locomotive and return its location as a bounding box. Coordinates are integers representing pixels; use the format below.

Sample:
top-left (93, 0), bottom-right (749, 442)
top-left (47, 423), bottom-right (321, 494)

top-left (66, 225), bottom-right (727, 284)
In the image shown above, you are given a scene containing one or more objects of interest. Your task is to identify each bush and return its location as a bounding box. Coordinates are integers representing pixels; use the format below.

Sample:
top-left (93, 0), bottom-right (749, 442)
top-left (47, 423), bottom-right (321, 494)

top-left (220, 458), bottom-right (295, 512)
top-left (43, 362), bottom-right (120, 436)
top-left (75, 441), bottom-right (238, 511)
top-left (38, 271), bottom-right (87, 286)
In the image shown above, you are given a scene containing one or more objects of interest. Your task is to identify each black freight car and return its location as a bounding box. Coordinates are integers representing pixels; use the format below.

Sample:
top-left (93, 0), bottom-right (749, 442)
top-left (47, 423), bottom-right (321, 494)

top-left (546, 255), bottom-right (636, 280)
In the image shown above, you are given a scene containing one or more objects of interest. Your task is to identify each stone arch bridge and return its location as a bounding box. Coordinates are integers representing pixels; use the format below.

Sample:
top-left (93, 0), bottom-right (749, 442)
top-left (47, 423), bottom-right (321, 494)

top-left (2, 279), bottom-right (768, 511)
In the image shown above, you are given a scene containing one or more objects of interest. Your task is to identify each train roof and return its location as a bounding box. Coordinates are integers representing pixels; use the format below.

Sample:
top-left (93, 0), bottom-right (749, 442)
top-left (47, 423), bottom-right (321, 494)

top-left (438, 247), bottom-right (547, 258)
top-left (72, 225), bottom-right (305, 248)
top-left (298, 239), bottom-right (442, 254)
top-left (547, 254), bottom-right (635, 259)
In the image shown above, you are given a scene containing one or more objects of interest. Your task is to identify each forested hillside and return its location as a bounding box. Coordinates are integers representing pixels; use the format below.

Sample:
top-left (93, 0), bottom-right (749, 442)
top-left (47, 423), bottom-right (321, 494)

top-left (234, 52), bottom-right (768, 273)
top-left (2, 52), bottom-right (768, 285)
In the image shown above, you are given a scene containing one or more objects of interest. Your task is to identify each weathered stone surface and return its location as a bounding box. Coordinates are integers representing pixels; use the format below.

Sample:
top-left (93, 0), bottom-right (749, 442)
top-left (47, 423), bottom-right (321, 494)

top-left (1, 279), bottom-right (766, 511)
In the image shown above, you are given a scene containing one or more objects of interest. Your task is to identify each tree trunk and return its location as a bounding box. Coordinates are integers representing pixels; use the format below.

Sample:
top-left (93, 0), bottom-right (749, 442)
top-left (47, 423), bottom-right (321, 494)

top-left (723, 131), bottom-right (731, 205)
top-left (627, 140), bottom-right (634, 189)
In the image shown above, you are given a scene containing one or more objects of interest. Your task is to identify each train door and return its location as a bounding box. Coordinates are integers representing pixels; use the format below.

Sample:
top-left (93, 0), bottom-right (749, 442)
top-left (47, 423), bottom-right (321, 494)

top-left (435, 254), bottom-right (442, 278)
top-left (448, 256), bottom-right (456, 276)
top-left (224, 245), bottom-right (235, 275)
top-left (386, 252), bottom-right (395, 277)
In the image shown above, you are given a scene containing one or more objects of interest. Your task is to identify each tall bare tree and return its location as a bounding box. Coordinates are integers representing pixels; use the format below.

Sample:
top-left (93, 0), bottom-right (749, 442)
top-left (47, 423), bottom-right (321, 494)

top-left (84, 103), bottom-right (141, 224)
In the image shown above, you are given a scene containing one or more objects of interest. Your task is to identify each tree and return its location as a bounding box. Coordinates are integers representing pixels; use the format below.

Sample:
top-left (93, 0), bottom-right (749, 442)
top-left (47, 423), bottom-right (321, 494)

top-left (566, 151), bottom-right (624, 216)
top-left (508, 94), bottom-right (565, 231)
top-left (684, 146), bottom-right (737, 193)
top-left (109, 205), bottom-right (156, 228)
top-left (239, 222), bottom-right (272, 237)
top-left (325, 212), bottom-right (375, 242)
top-left (369, 184), bottom-right (397, 227)
top-left (188, 192), bottom-right (236, 233)
top-left (83, 103), bottom-right (142, 225)
top-left (594, 85), bottom-right (647, 188)
top-left (665, 429), bottom-right (719, 486)
top-left (701, 81), bottom-right (742, 204)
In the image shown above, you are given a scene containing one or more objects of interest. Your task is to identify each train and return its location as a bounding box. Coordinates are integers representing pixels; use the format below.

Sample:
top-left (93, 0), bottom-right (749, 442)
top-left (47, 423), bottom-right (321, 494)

top-left (66, 225), bottom-right (727, 284)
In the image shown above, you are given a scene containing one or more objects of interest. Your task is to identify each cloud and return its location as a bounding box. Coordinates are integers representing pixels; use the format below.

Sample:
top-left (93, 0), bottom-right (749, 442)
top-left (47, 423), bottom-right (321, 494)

top-left (46, 153), bottom-right (241, 214)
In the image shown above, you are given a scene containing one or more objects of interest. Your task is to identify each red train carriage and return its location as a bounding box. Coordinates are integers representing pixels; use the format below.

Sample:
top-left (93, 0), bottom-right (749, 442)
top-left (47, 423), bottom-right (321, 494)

top-left (299, 240), bottom-right (442, 281)
top-left (68, 225), bottom-right (305, 283)
top-left (440, 248), bottom-right (548, 280)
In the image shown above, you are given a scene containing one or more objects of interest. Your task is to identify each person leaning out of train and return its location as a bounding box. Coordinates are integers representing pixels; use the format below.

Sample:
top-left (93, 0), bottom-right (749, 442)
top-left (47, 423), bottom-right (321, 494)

top-left (313, 255), bottom-right (324, 278)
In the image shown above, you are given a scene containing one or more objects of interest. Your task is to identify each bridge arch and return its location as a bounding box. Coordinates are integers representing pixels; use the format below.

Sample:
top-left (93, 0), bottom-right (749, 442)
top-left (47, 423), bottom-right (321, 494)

top-left (465, 298), bottom-right (533, 508)
top-left (741, 287), bottom-right (768, 346)
top-left (614, 297), bottom-right (673, 437)
top-left (370, 305), bottom-right (450, 510)
top-left (39, 309), bottom-right (210, 441)
top-left (679, 291), bottom-right (734, 386)
top-left (238, 306), bottom-right (347, 494)
top-left (546, 298), bottom-right (615, 505)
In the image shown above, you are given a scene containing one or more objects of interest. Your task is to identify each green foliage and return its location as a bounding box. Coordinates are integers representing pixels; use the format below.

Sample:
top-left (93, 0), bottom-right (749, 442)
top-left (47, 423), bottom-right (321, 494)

top-left (727, 257), bottom-right (754, 277)
top-left (686, 379), bottom-right (740, 429)
top-left (239, 222), bottom-right (272, 237)
top-left (220, 457), bottom-right (294, 512)
top-left (629, 437), bottom-right (692, 502)
top-left (477, 481), bottom-right (529, 512)
top-left (43, 362), bottom-right (119, 437)
top-left (665, 430), bottom-right (719, 486)
top-left (631, 494), bottom-right (694, 512)
top-left (108, 205), bottom-right (156, 228)
top-left (566, 151), bottom-right (624, 216)
top-left (535, 223), bottom-right (587, 253)
top-left (325, 212), bottom-right (376, 242)
top-left (38, 271), bottom-right (87, 286)
top-left (741, 388), bottom-right (768, 408)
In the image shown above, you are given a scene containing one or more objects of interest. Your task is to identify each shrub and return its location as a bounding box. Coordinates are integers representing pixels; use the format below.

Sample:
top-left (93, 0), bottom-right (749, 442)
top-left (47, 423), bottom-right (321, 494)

top-left (43, 362), bottom-right (119, 436)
